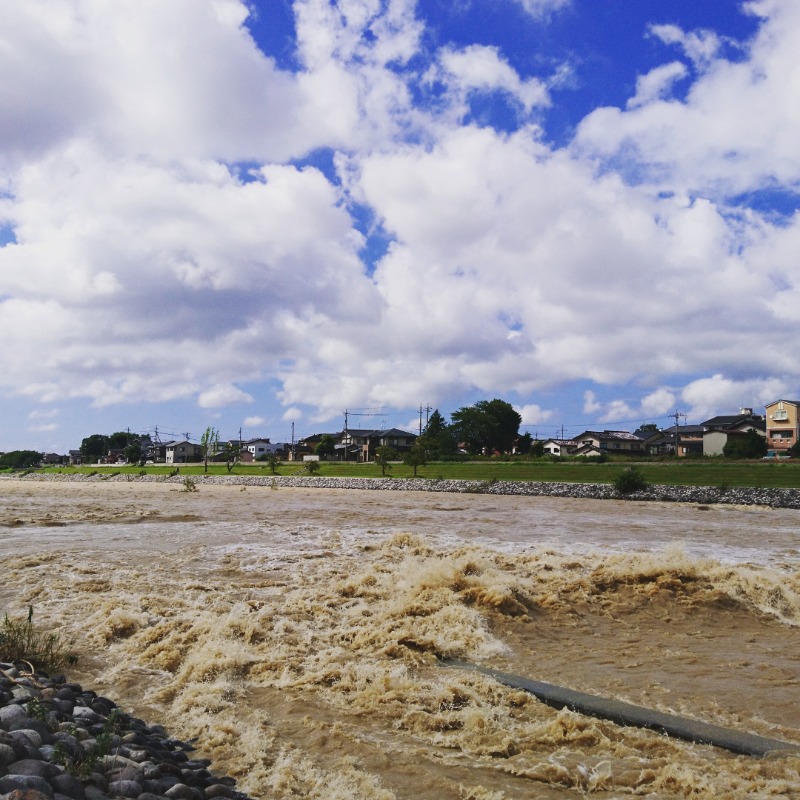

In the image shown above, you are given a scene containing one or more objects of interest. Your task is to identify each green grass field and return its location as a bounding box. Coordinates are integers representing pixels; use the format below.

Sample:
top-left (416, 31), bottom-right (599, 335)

top-left (35, 458), bottom-right (800, 489)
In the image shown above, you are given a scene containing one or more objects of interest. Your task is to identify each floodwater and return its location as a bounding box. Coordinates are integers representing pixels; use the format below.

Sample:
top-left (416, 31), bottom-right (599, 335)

top-left (1, 478), bottom-right (799, 799)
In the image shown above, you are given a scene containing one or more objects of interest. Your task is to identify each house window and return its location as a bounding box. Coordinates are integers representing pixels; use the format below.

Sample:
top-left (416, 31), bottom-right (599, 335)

top-left (773, 410), bottom-right (789, 421)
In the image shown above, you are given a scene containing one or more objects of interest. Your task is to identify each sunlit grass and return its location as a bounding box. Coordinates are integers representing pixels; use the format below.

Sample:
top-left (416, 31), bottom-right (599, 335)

top-left (39, 458), bottom-right (800, 489)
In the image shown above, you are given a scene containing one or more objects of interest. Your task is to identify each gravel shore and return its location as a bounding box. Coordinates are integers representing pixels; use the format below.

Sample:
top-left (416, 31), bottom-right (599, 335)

top-left (5, 472), bottom-right (800, 509)
top-left (0, 662), bottom-right (250, 800)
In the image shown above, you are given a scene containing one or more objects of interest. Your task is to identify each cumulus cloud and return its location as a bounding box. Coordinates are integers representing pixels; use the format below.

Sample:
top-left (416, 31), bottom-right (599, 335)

top-left (517, 404), bottom-right (553, 425)
top-left (513, 0), bottom-right (571, 20)
top-left (435, 45), bottom-right (550, 115)
top-left (198, 385), bottom-right (254, 408)
top-left (575, 2), bottom-right (800, 197)
top-left (243, 416), bottom-right (267, 427)
top-left (1, 0), bottom-right (799, 450)
top-left (627, 62), bottom-right (688, 108)
top-left (681, 374), bottom-right (788, 421)
top-left (648, 24), bottom-right (724, 69)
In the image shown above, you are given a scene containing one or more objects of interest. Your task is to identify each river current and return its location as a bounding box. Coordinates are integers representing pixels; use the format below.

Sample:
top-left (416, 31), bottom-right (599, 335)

top-left (1, 478), bottom-right (799, 798)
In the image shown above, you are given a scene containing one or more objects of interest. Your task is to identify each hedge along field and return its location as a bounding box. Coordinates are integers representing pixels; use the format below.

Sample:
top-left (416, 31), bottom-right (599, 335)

top-left (38, 458), bottom-right (800, 489)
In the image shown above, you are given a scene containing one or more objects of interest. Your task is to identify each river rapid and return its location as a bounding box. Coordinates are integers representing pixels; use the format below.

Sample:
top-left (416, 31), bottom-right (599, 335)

top-left (1, 478), bottom-right (799, 799)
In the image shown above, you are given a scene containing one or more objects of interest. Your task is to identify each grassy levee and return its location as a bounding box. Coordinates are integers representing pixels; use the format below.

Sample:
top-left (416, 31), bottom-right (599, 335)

top-left (35, 458), bottom-right (800, 489)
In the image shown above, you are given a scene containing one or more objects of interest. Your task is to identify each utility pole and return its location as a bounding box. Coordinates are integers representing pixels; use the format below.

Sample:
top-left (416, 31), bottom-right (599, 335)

top-left (672, 409), bottom-right (686, 456)
top-left (291, 422), bottom-right (295, 460)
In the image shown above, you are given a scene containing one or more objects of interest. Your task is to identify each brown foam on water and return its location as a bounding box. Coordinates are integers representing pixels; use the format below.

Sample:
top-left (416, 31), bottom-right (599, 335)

top-left (1, 479), bottom-right (799, 799)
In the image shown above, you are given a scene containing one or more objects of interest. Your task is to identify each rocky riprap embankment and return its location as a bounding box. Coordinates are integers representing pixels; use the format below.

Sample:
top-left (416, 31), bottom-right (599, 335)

top-left (0, 663), bottom-right (250, 800)
top-left (6, 472), bottom-right (800, 510)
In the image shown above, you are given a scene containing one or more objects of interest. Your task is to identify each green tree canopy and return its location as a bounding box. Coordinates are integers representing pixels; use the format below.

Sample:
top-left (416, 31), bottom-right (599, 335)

top-left (419, 410), bottom-right (458, 459)
top-left (315, 434), bottom-right (336, 459)
top-left (200, 426), bottom-right (220, 473)
top-left (374, 445), bottom-right (398, 476)
top-left (80, 434), bottom-right (109, 461)
top-left (450, 399), bottom-right (521, 455)
top-left (723, 429), bottom-right (768, 459)
top-left (108, 431), bottom-right (132, 450)
top-left (403, 440), bottom-right (427, 476)
top-left (0, 450), bottom-right (42, 469)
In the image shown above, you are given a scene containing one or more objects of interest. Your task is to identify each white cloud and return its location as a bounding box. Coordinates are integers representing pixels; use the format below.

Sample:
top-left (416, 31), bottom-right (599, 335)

top-left (681, 374), bottom-right (788, 421)
top-left (598, 400), bottom-right (636, 424)
top-left (28, 423), bottom-right (58, 433)
top-left (648, 24), bottom-right (724, 69)
top-left (513, 0), bottom-right (571, 20)
top-left (640, 388), bottom-right (677, 417)
top-left (436, 45), bottom-right (550, 115)
top-left (583, 391), bottom-right (601, 415)
top-left (627, 62), bottom-right (688, 109)
top-left (28, 408), bottom-right (59, 420)
top-left (198, 384), bottom-right (254, 408)
top-left (243, 416), bottom-right (267, 427)
top-left (1, 0), bottom-right (799, 448)
top-left (517, 404), bottom-right (553, 425)
top-left (575, 2), bottom-right (800, 197)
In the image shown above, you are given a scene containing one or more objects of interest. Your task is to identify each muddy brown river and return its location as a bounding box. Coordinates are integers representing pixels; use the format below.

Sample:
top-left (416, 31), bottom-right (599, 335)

top-left (1, 478), bottom-right (799, 799)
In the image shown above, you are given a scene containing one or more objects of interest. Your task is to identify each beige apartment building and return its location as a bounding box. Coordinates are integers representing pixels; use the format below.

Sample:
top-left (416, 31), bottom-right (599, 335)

top-left (765, 400), bottom-right (800, 451)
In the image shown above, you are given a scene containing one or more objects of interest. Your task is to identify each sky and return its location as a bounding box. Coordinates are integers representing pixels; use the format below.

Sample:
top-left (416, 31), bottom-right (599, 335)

top-left (2, 0), bottom-right (800, 452)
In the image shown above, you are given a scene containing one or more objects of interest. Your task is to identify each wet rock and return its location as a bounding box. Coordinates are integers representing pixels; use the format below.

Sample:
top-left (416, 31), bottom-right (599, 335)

top-left (0, 775), bottom-right (54, 799)
top-left (0, 666), bottom-right (252, 800)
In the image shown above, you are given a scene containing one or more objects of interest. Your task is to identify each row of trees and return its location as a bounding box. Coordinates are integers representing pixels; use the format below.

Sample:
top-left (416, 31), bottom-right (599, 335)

top-left (369, 399), bottom-right (540, 476)
top-left (80, 431), bottom-right (150, 463)
top-left (416, 398), bottom-right (543, 459)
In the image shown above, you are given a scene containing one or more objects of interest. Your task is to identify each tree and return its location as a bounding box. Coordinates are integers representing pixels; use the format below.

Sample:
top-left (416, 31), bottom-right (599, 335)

top-left (315, 434), bottom-right (336, 460)
top-left (450, 399), bottom-right (521, 455)
top-left (420, 410), bottom-right (457, 459)
top-left (374, 445), bottom-right (398, 476)
top-left (479, 399), bottom-right (522, 453)
top-left (403, 440), bottom-right (427, 476)
top-left (222, 442), bottom-right (239, 472)
top-left (80, 434), bottom-right (109, 462)
top-left (0, 450), bottom-right (42, 469)
top-left (108, 431), bottom-right (132, 450)
top-left (790, 440), bottom-right (800, 458)
top-left (516, 432), bottom-right (533, 455)
top-left (265, 453), bottom-right (283, 474)
top-left (200, 427), bottom-right (220, 473)
top-left (124, 441), bottom-right (142, 464)
top-left (306, 459), bottom-right (321, 474)
top-left (423, 409), bottom-right (447, 439)
top-left (723, 429), bottom-right (768, 459)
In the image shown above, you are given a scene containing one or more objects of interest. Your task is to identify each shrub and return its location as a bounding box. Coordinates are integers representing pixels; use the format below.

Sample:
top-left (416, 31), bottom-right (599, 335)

top-left (181, 477), bottom-right (198, 492)
top-left (614, 467), bottom-right (648, 495)
top-left (0, 606), bottom-right (76, 672)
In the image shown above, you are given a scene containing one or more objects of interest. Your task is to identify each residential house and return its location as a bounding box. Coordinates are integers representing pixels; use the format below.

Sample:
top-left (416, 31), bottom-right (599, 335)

top-left (765, 400), bottom-right (800, 452)
top-left (292, 433), bottom-right (337, 461)
top-left (572, 430), bottom-right (646, 457)
top-left (361, 428), bottom-right (417, 462)
top-left (336, 429), bottom-right (374, 461)
top-left (165, 440), bottom-right (203, 464)
top-left (702, 410), bottom-right (766, 456)
top-left (542, 439), bottom-right (577, 457)
top-left (663, 425), bottom-right (705, 457)
top-left (241, 438), bottom-right (271, 460)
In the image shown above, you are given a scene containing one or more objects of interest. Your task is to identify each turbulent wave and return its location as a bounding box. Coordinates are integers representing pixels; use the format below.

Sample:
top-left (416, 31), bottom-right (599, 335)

top-left (2, 481), bottom-right (799, 799)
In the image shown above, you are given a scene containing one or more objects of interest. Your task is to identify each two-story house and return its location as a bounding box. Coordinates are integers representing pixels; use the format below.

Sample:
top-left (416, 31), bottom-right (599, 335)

top-left (165, 440), bottom-right (203, 464)
top-left (572, 430), bottom-right (646, 457)
top-left (765, 400), bottom-right (800, 452)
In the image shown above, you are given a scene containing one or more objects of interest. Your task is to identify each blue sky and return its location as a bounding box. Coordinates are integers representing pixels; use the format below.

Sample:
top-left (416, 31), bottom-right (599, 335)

top-left (1, 0), bottom-right (799, 453)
